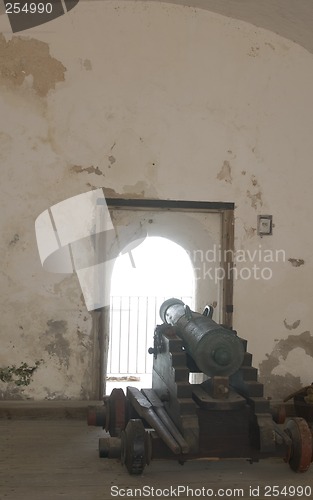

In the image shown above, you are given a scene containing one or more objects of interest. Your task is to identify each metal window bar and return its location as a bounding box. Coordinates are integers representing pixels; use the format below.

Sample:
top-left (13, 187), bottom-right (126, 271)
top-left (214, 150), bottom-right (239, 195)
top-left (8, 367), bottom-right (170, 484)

top-left (107, 295), bottom-right (193, 376)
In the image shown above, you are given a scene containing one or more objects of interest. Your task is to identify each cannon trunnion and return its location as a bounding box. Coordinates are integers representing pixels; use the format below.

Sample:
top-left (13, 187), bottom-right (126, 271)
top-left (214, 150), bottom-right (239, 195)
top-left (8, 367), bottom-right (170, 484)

top-left (89, 299), bottom-right (313, 475)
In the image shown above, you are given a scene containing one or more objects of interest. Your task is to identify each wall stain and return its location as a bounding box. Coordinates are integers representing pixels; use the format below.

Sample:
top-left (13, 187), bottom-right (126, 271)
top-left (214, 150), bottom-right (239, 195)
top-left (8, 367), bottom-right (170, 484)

top-left (217, 160), bottom-right (232, 183)
top-left (259, 330), bottom-right (313, 399)
top-left (265, 42), bottom-right (275, 51)
top-left (102, 187), bottom-right (122, 198)
top-left (284, 319), bottom-right (301, 330)
top-left (44, 389), bottom-right (70, 401)
top-left (243, 225), bottom-right (256, 238)
top-left (0, 34), bottom-right (66, 97)
top-left (108, 155), bottom-right (116, 169)
top-left (123, 180), bottom-right (158, 198)
top-left (251, 175), bottom-right (259, 187)
top-left (83, 59), bottom-right (92, 71)
top-left (0, 385), bottom-right (25, 400)
top-left (247, 175), bottom-right (263, 210)
top-left (9, 234), bottom-right (19, 246)
top-left (45, 320), bottom-right (70, 368)
top-left (246, 190), bottom-right (263, 209)
top-left (248, 46), bottom-right (260, 57)
top-left (77, 328), bottom-right (92, 350)
top-left (0, 361), bottom-right (41, 386)
top-left (71, 165), bottom-right (104, 176)
top-left (288, 258), bottom-right (305, 267)
top-left (102, 182), bottom-right (159, 199)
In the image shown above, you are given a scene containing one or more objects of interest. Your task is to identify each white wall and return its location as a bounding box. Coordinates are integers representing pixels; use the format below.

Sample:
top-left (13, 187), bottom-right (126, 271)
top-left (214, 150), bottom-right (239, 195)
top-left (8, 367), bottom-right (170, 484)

top-left (0, 1), bottom-right (312, 399)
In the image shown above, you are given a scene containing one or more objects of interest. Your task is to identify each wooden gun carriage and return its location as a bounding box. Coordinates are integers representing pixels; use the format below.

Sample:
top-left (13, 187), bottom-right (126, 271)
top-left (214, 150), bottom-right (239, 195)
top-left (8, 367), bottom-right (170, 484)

top-left (88, 298), bottom-right (313, 475)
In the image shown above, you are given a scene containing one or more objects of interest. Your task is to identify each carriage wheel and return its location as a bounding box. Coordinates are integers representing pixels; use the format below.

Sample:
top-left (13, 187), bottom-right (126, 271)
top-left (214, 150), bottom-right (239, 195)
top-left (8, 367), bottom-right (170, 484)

top-left (285, 418), bottom-right (312, 472)
top-left (121, 419), bottom-right (147, 475)
top-left (106, 388), bottom-right (127, 437)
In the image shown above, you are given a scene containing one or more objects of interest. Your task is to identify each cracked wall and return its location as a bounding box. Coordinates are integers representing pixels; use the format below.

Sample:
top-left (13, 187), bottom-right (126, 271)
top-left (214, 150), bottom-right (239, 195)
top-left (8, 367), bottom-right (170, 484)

top-left (0, 1), bottom-right (313, 399)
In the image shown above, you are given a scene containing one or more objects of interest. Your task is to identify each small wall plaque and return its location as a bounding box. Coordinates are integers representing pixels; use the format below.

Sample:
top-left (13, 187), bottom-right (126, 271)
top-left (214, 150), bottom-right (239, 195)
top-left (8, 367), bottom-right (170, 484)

top-left (257, 215), bottom-right (273, 236)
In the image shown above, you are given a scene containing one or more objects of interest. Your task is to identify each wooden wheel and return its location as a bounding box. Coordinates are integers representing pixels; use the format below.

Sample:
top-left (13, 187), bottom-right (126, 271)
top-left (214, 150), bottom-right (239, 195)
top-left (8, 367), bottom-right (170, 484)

top-left (106, 388), bottom-right (127, 437)
top-left (121, 419), bottom-right (146, 475)
top-left (285, 418), bottom-right (312, 472)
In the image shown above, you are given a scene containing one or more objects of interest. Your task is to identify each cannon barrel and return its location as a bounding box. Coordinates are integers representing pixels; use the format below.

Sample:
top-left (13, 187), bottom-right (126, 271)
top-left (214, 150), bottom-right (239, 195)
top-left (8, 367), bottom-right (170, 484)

top-left (160, 298), bottom-right (244, 377)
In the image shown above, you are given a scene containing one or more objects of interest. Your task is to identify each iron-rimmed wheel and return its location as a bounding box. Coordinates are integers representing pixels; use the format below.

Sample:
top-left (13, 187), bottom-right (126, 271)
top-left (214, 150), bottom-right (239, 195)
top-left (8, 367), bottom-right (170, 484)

top-left (285, 417), bottom-right (312, 472)
top-left (106, 388), bottom-right (127, 437)
top-left (121, 419), bottom-right (147, 475)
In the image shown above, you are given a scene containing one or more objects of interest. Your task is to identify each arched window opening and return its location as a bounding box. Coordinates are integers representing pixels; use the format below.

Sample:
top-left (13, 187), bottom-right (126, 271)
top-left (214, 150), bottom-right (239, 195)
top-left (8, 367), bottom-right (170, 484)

top-left (106, 236), bottom-right (195, 393)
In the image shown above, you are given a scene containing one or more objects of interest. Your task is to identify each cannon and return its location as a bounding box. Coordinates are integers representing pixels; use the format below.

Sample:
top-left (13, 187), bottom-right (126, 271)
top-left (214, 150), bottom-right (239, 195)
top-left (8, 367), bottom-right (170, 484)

top-left (158, 298), bottom-right (245, 377)
top-left (88, 299), bottom-right (313, 475)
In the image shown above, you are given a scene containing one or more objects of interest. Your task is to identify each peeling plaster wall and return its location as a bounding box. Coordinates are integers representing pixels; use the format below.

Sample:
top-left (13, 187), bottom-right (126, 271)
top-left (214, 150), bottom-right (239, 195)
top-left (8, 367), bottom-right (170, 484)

top-left (0, 1), bottom-right (313, 399)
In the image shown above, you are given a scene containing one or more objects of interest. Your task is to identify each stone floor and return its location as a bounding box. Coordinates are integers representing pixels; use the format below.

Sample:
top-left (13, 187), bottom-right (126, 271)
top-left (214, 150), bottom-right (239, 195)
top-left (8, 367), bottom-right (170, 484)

top-left (0, 411), bottom-right (312, 500)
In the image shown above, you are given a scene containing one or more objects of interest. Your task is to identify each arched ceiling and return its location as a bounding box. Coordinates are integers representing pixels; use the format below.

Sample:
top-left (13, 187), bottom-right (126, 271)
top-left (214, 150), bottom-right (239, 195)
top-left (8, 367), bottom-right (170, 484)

top-left (0, 0), bottom-right (312, 54)
top-left (111, 0), bottom-right (313, 54)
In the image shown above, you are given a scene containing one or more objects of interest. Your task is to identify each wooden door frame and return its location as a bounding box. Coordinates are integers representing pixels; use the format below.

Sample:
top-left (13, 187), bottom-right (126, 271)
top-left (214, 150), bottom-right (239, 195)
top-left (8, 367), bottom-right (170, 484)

top-left (98, 198), bottom-right (235, 397)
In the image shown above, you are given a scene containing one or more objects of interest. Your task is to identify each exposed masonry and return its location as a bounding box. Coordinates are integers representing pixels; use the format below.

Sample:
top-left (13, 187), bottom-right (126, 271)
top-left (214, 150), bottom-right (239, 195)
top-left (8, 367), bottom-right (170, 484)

top-left (0, 34), bottom-right (66, 97)
top-left (44, 320), bottom-right (71, 369)
top-left (0, 361), bottom-right (41, 386)
top-left (259, 331), bottom-right (313, 399)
